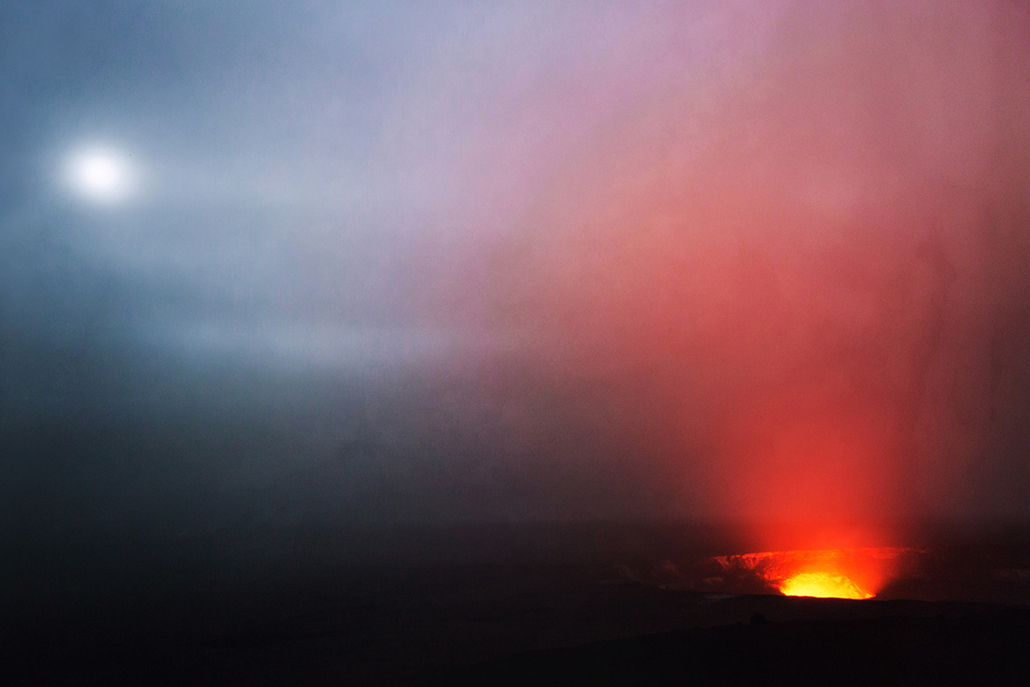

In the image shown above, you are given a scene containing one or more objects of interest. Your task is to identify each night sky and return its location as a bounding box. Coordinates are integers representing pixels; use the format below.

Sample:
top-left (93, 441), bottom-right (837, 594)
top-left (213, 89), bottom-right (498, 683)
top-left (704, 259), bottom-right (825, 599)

top-left (3, 0), bottom-right (1030, 548)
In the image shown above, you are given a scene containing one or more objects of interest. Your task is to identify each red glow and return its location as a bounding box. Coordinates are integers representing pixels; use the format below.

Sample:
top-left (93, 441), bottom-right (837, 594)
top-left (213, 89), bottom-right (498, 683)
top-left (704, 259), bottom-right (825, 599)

top-left (470, 0), bottom-right (1030, 530)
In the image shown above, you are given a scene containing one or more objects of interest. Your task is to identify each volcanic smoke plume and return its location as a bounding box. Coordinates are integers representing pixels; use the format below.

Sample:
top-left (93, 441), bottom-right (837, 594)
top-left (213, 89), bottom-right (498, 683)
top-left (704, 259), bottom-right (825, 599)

top-left (442, 0), bottom-right (1030, 540)
top-left (5, 0), bottom-right (1030, 543)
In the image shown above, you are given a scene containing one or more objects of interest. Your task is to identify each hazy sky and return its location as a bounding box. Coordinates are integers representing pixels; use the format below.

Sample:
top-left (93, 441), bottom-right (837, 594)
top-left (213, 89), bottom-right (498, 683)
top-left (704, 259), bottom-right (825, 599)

top-left (3, 1), bottom-right (1030, 538)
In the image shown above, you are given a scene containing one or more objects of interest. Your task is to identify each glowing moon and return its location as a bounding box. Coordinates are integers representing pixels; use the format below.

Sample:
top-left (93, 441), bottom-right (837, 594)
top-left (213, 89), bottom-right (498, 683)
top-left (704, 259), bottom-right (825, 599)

top-left (66, 148), bottom-right (135, 203)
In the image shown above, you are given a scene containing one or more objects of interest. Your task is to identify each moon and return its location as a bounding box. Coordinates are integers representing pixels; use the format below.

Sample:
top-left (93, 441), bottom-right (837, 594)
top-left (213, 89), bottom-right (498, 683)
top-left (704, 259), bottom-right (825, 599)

top-left (66, 148), bottom-right (135, 203)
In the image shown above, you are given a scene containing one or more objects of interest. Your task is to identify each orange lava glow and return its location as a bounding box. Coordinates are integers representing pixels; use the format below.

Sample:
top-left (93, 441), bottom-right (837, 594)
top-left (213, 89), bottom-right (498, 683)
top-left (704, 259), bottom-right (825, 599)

top-left (709, 547), bottom-right (918, 599)
top-left (778, 571), bottom-right (873, 599)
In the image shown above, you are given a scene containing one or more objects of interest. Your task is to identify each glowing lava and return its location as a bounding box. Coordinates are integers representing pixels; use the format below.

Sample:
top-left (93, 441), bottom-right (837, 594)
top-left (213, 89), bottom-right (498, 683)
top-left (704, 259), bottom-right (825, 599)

top-left (703, 547), bottom-right (920, 599)
top-left (778, 571), bottom-right (873, 599)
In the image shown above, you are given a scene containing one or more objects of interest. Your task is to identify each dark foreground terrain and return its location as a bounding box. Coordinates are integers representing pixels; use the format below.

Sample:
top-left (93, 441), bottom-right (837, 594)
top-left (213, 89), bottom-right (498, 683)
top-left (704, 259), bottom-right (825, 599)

top-left (3, 523), bottom-right (1030, 685)
top-left (447, 604), bottom-right (1030, 686)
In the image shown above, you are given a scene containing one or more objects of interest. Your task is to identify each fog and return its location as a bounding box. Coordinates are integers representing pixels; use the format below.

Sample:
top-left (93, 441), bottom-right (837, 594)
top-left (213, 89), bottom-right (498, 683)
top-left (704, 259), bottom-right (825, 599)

top-left (3, 0), bottom-right (1030, 544)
